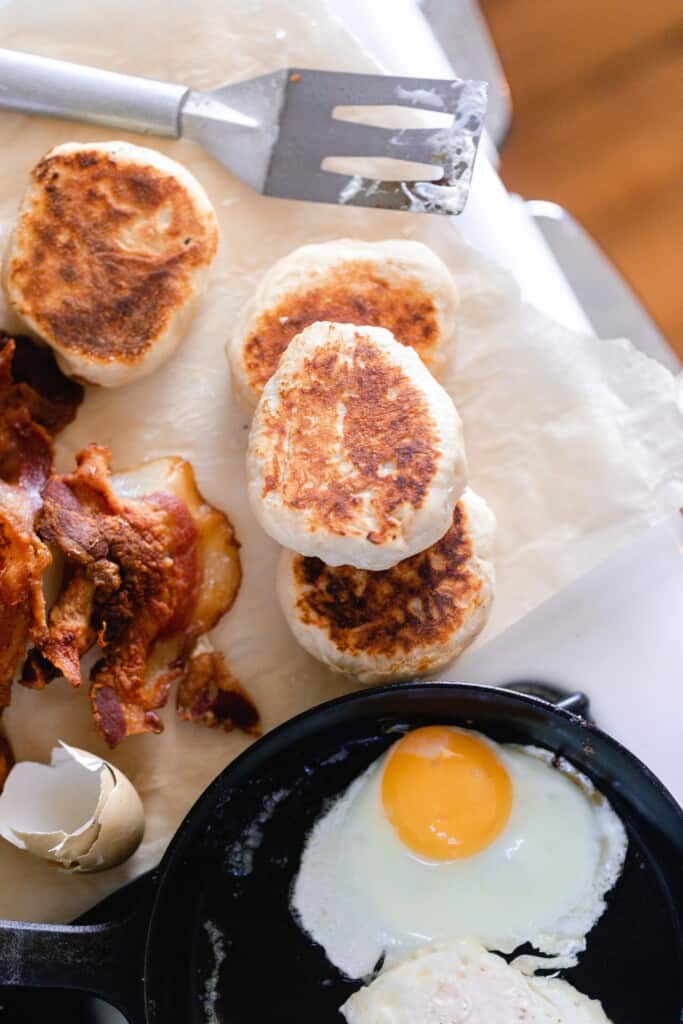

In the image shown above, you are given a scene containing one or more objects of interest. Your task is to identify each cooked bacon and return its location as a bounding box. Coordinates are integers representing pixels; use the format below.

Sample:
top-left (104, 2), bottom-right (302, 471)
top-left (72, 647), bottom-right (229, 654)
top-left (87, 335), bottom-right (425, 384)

top-left (0, 331), bottom-right (83, 436)
top-left (26, 446), bottom-right (243, 746)
top-left (0, 479), bottom-right (51, 707)
top-left (177, 650), bottom-right (260, 736)
top-left (0, 422), bottom-right (52, 707)
top-left (0, 733), bottom-right (14, 793)
top-left (0, 402), bottom-right (52, 508)
top-left (91, 489), bottom-right (201, 745)
top-left (0, 334), bottom-right (73, 708)
top-left (1, 334), bottom-right (249, 743)
top-left (22, 569), bottom-right (95, 690)
top-left (25, 446), bottom-right (197, 742)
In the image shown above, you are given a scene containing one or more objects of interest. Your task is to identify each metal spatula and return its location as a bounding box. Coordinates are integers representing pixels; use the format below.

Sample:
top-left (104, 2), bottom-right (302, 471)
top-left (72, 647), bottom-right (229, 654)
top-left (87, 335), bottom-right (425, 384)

top-left (0, 49), bottom-right (487, 215)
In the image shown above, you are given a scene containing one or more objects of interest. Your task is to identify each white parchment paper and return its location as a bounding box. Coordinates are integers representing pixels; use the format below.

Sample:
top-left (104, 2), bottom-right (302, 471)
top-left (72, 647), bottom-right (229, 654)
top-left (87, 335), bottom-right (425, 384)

top-left (0, 0), bottom-right (681, 922)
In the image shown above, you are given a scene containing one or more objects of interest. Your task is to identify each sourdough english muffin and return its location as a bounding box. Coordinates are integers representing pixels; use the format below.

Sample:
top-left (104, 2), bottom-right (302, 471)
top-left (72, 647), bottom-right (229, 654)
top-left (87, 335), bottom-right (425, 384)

top-left (247, 321), bottom-right (467, 570)
top-left (277, 488), bottom-right (495, 682)
top-left (228, 239), bottom-right (458, 411)
top-left (2, 141), bottom-right (218, 387)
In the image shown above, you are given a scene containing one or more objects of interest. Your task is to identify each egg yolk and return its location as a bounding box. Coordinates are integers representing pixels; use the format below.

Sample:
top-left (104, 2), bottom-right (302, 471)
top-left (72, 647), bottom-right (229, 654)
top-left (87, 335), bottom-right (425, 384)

top-left (381, 726), bottom-right (513, 860)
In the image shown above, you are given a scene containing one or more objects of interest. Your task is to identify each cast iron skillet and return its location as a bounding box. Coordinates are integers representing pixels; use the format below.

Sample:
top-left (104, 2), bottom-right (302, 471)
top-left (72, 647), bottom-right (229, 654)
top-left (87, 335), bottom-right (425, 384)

top-left (0, 682), bottom-right (681, 1023)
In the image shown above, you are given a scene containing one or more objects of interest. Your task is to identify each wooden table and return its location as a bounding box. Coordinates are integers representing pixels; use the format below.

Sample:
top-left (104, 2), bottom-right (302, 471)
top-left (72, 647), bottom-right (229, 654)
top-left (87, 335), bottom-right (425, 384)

top-left (480, 0), bottom-right (683, 357)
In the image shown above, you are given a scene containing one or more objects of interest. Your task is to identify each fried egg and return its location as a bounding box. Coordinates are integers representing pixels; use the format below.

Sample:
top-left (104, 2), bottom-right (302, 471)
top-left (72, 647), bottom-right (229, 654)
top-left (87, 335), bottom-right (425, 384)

top-left (3, 141), bottom-right (218, 387)
top-left (228, 238), bottom-right (458, 412)
top-left (341, 939), bottom-right (614, 1024)
top-left (292, 726), bottom-right (627, 979)
top-left (277, 488), bottom-right (495, 682)
top-left (247, 321), bottom-right (467, 570)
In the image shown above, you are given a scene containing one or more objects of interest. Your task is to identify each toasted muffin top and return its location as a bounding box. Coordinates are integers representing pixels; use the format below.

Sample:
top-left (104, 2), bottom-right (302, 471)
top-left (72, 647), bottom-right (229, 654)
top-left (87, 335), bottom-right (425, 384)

top-left (229, 239), bottom-right (458, 411)
top-left (260, 332), bottom-right (438, 544)
top-left (245, 260), bottom-right (439, 396)
top-left (291, 498), bottom-right (483, 661)
top-left (247, 321), bottom-right (466, 570)
top-left (3, 142), bottom-right (218, 380)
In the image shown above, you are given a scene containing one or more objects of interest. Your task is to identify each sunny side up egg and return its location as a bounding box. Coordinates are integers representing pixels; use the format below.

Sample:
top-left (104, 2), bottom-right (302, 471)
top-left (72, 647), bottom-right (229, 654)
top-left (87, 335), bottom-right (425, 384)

top-left (340, 939), bottom-right (615, 1024)
top-left (291, 726), bottom-right (627, 980)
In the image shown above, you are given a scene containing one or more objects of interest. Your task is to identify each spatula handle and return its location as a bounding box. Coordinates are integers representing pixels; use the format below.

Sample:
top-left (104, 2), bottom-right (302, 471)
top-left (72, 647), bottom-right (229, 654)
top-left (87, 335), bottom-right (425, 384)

top-left (0, 48), bottom-right (187, 137)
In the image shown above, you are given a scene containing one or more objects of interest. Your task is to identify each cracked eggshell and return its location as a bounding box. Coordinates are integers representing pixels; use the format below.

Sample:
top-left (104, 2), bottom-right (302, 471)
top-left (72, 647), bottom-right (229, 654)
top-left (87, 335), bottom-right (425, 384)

top-left (0, 742), bottom-right (144, 872)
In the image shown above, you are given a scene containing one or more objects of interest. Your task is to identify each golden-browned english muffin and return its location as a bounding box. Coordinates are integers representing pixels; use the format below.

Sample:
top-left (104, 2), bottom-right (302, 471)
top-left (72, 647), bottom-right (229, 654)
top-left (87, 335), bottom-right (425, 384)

top-left (228, 239), bottom-right (458, 412)
top-left (277, 488), bottom-right (495, 683)
top-left (3, 141), bottom-right (218, 387)
top-left (247, 321), bottom-right (467, 570)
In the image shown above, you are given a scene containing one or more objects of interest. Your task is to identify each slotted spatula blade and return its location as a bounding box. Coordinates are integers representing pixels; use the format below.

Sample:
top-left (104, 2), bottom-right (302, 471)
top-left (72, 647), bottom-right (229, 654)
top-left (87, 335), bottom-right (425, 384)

top-left (0, 49), bottom-right (487, 215)
top-left (182, 69), bottom-right (488, 214)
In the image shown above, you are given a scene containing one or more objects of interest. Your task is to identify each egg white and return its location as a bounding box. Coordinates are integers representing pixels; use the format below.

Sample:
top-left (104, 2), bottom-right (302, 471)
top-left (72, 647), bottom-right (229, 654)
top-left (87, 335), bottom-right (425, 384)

top-left (291, 733), bottom-right (627, 980)
top-left (340, 939), bottom-right (614, 1024)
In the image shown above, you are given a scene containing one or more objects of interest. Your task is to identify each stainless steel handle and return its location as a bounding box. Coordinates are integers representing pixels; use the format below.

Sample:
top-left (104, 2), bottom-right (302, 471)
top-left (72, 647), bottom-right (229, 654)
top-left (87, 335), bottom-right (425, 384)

top-left (0, 48), bottom-right (188, 137)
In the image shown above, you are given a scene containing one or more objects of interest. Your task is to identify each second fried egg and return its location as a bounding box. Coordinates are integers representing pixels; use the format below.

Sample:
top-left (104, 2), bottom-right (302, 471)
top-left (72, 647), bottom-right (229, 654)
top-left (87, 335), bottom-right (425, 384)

top-left (291, 726), bottom-right (627, 979)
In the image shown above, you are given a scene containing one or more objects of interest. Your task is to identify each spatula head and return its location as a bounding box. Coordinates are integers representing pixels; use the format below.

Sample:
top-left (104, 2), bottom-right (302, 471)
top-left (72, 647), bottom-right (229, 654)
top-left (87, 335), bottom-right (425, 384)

top-left (181, 69), bottom-right (487, 215)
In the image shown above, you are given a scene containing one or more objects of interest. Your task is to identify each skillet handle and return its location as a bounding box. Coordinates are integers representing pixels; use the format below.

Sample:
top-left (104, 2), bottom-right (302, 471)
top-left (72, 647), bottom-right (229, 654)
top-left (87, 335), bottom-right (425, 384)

top-left (504, 680), bottom-right (591, 719)
top-left (0, 909), bottom-right (147, 1023)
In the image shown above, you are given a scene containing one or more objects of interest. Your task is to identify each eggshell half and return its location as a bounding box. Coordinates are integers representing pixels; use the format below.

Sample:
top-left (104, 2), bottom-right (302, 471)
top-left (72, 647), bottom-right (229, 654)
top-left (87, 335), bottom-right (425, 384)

top-left (0, 743), bottom-right (144, 872)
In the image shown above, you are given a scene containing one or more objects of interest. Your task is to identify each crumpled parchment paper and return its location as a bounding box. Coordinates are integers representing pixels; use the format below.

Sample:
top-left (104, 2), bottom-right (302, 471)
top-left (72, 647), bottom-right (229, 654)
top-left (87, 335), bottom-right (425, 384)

top-left (0, 0), bottom-right (681, 922)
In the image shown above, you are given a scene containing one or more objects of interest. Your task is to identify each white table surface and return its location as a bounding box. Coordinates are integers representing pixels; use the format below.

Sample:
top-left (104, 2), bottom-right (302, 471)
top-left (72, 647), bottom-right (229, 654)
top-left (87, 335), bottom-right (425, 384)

top-left (457, 513), bottom-right (683, 804)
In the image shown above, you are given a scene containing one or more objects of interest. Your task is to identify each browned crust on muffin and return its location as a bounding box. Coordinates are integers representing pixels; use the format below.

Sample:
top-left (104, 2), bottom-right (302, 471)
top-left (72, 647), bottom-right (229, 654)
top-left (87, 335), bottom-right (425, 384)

top-left (292, 500), bottom-right (482, 660)
top-left (244, 260), bottom-right (439, 397)
top-left (259, 333), bottom-right (439, 546)
top-left (6, 149), bottom-right (217, 364)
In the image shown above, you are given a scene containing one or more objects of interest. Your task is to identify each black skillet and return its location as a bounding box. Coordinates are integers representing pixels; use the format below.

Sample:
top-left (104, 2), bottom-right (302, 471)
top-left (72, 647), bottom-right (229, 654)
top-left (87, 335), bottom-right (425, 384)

top-left (0, 682), bottom-right (681, 1024)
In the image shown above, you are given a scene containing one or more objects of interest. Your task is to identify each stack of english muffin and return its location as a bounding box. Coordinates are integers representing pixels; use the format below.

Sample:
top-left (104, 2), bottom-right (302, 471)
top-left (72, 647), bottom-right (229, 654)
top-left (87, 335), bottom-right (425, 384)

top-left (229, 240), bottom-right (496, 684)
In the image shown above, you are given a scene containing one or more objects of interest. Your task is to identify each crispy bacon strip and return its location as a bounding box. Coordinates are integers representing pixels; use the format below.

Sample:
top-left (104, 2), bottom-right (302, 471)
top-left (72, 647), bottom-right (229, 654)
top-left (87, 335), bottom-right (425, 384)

top-left (26, 445), bottom-right (248, 746)
top-left (25, 446), bottom-right (199, 743)
top-left (0, 733), bottom-right (14, 793)
top-left (177, 650), bottom-right (261, 736)
top-left (0, 346), bottom-right (54, 501)
top-left (0, 334), bottom-right (75, 708)
top-left (0, 427), bottom-right (52, 708)
top-left (0, 479), bottom-right (51, 708)
top-left (22, 569), bottom-right (96, 690)
top-left (0, 331), bottom-right (83, 436)
top-left (91, 488), bottom-right (201, 745)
